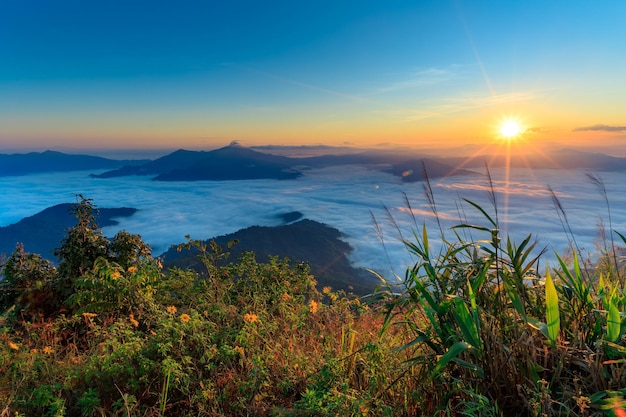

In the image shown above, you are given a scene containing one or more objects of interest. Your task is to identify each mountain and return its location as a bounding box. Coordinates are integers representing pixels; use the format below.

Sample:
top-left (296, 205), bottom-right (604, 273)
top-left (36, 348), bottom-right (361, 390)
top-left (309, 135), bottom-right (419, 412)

top-left (0, 150), bottom-right (148, 176)
top-left (154, 145), bottom-right (302, 181)
top-left (160, 219), bottom-right (378, 295)
top-left (440, 148), bottom-right (626, 171)
top-left (92, 143), bottom-right (302, 181)
top-left (0, 204), bottom-right (137, 259)
top-left (90, 149), bottom-right (208, 178)
top-left (384, 158), bottom-right (479, 182)
top-left (91, 143), bottom-right (482, 182)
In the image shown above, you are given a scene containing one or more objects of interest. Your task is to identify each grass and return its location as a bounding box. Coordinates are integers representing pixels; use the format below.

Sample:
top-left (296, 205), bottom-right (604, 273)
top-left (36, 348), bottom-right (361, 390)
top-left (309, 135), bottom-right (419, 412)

top-left (1, 179), bottom-right (626, 416)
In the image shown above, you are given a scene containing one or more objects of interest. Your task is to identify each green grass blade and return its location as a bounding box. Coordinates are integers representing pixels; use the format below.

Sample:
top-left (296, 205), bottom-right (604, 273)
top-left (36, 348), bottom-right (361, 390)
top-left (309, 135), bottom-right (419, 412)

top-left (545, 269), bottom-right (560, 345)
top-left (615, 230), bottom-right (626, 246)
top-left (607, 298), bottom-right (621, 342)
top-left (461, 198), bottom-right (497, 228)
top-left (502, 271), bottom-right (527, 319)
top-left (451, 296), bottom-right (482, 351)
top-left (451, 357), bottom-right (484, 379)
top-left (429, 341), bottom-right (470, 381)
top-left (555, 251), bottom-right (592, 306)
top-left (467, 280), bottom-right (482, 347)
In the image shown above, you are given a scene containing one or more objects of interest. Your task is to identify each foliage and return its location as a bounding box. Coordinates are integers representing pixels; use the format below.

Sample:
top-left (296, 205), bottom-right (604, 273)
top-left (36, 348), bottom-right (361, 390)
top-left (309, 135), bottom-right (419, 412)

top-left (372, 172), bottom-right (626, 416)
top-left (1, 185), bottom-right (626, 416)
top-left (1, 199), bottom-right (394, 416)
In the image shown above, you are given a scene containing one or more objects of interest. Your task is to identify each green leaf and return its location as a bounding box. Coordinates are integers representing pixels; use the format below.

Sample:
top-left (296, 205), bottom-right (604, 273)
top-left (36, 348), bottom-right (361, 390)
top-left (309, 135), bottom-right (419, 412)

top-left (607, 298), bottom-right (621, 343)
top-left (502, 271), bottom-right (527, 319)
top-left (545, 269), bottom-right (560, 345)
top-left (451, 357), bottom-right (484, 378)
top-left (430, 341), bottom-right (471, 381)
top-left (461, 198), bottom-right (497, 228)
top-left (451, 295), bottom-right (482, 351)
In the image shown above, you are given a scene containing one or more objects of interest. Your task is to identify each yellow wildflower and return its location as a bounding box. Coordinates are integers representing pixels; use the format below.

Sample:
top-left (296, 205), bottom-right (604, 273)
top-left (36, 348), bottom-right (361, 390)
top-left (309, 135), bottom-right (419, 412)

top-left (166, 305), bottom-right (177, 314)
top-left (281, 292), bottom-right (291, 302)
top-left (234, 346), bottom-right (245, 356)
top-left (308, 300), bottom-right (319, 314)
top-left (180, 313), bottom-right (191, 323)
top-left (127, 266), bottom-right (138, 274)
top-left (129, 313), bottom-right (139, 328)
top-left (9, 341), bottom-right (20, 351)
top-left (43, 346), bottom-right (53, 355)
top-left (322, 286), bottom-right (332, 294)
top-left (243, 313), bottom-right (259, 324)
top-left (111, 271), bottom-right (121, 280)
top-left (82, 312), bottom-right (97, 319)
top-left (30, 348), bottom-right (38, 354)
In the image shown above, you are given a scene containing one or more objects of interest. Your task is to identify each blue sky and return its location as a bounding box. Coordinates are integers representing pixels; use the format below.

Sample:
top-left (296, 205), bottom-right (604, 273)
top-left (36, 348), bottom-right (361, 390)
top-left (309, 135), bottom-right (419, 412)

top-left (2, 0), bottom-right (625, 152)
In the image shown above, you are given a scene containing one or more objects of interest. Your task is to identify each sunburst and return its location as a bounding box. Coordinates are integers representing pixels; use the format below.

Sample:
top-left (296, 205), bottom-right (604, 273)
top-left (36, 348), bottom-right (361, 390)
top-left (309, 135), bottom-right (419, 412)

top-left (500, 119), bottom-right (524, 140)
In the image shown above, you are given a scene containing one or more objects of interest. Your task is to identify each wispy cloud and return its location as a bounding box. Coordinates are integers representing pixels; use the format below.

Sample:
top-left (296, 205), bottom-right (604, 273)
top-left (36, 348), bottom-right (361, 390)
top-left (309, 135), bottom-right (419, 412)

top-left (572, 124), bottom-right (626, 132)
top-left (400, 91), bottom-right (537, 122)
top-left (525, 127), bottom-right (548, 134)
top-left (376, 68), bottom-right (455, 94)
top-left (396, 206), bottom-right (457, 220)
top-left (437, 181), bottom-right (567, 198)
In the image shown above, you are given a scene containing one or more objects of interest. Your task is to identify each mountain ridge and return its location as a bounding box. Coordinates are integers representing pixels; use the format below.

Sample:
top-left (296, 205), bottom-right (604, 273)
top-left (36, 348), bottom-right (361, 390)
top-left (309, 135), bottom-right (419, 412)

top-left (0, 150), bottom-right (148, 176)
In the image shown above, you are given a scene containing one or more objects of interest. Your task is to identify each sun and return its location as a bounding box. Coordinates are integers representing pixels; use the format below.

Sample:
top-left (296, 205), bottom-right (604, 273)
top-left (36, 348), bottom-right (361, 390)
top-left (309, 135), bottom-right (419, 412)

top-left (500, 119), bottom-right (522, 139)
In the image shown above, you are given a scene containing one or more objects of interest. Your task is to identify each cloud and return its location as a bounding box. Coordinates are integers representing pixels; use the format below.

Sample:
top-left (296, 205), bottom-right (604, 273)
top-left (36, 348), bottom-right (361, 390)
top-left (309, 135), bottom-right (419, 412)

top-left (389, 91), bottom-right (537, 122)
top-left (376, 68), bottom-right (454, 94)
top-left (525, 127), bottom-right (548, 134)
top-left (1, 165), bottom-right (624, 281)
top-left (395, 206), bottom-right (457, 220)
top-left (572, 124), bottom-right (626, 132)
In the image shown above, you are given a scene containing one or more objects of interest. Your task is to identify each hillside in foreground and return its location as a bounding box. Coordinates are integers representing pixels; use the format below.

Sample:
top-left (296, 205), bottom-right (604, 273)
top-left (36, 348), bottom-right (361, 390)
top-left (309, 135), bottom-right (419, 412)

top-left (2, 196), bottom-right (626, 416)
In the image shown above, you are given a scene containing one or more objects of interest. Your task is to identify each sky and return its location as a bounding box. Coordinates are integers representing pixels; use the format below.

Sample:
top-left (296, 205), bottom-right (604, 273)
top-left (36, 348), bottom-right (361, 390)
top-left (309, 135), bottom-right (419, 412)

top-left (2, 0), bottom-right (626, 154)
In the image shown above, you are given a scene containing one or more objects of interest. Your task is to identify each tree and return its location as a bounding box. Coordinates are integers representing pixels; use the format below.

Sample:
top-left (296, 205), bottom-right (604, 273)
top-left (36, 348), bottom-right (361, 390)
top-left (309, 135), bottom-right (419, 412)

top-left (54, 195), bottom-right (111, 301)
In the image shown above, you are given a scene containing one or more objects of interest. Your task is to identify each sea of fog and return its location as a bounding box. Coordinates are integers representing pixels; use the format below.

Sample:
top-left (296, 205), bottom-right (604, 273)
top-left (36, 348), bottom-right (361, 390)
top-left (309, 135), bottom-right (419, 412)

top-left (1, 166), bottom-right (625, 281)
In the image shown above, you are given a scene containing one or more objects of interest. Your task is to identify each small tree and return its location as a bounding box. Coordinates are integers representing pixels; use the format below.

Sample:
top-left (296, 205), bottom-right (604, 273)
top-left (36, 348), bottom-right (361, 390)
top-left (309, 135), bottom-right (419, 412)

top-left (0, 244), bottom-right (59, 318)
top-left (54, 196), bottom-right (111, 302)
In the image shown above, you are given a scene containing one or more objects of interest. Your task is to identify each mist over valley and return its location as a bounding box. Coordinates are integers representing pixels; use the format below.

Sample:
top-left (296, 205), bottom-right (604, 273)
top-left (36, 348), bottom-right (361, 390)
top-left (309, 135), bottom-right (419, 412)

top-left (2, 145), bottom-right (625, 288)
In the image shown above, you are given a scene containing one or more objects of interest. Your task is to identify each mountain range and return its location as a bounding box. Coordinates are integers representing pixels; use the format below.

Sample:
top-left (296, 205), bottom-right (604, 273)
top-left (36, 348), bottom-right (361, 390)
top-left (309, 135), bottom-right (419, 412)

top-left (3, 144), bottom-right (625, 183)
top-left (0, 150), bottom-right (147, 176)
top-left (91, 143), bottom-right (303, 180)
top-left (91, 142), bottom-right (479, 182)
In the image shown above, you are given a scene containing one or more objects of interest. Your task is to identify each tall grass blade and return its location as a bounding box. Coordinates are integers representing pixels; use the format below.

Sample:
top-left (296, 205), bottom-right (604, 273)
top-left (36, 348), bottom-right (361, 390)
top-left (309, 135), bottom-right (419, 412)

top-left (615, 230), bottom-right (626, 246)
top-left (451, 295), bottom-right (482, 351)
top-left (607, 298), bottom-right (621, 343)
top-left (429, 341), bottom-right (471, 381)
top-left (502, 271), bottom-right (527, 319)
top-left (545, 269), bottom-right (560, 345)
top-left (461, 198), bottom-right (497, 228)
top-left (586, 172), bottom-right (621, 283)
top-left (555, 251), bottom-right (592, 306)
